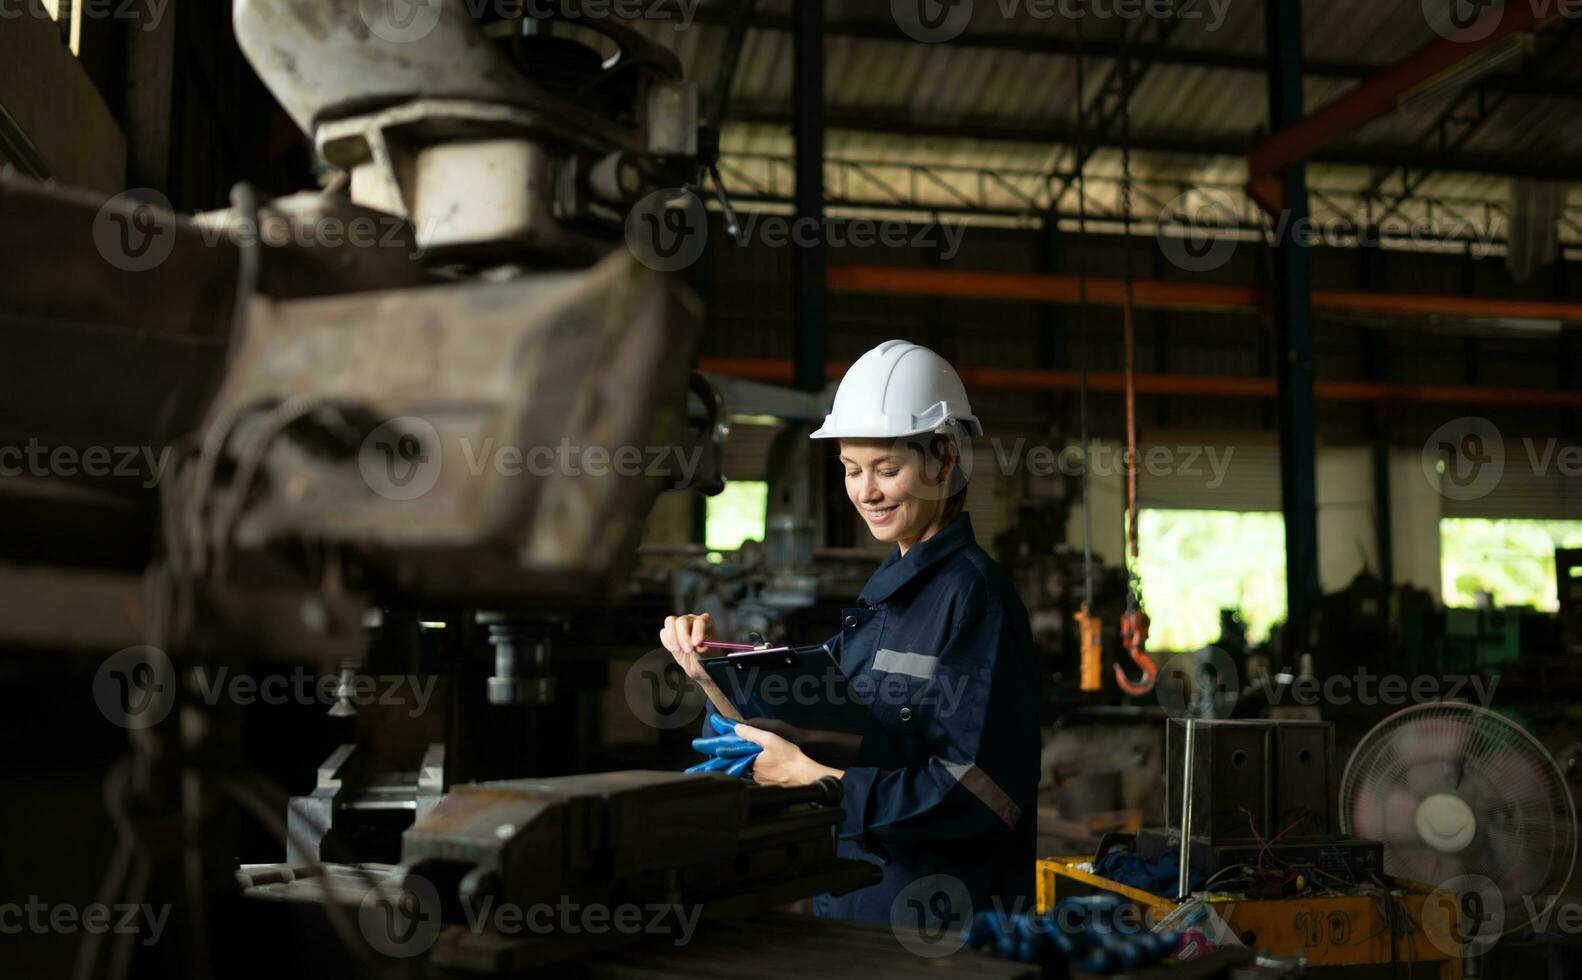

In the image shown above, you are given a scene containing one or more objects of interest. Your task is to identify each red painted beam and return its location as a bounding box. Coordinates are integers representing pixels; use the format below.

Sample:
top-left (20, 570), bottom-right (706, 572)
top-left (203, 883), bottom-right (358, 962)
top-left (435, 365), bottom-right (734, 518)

top-left (698, 358), bottom-right (1582, 408)
top-left (827, 265), bottom-right (1582, 324)
top-left (829, 266), bottom-right (1259, 314)
top-left (1247, 3), bottom-right (1563, 212)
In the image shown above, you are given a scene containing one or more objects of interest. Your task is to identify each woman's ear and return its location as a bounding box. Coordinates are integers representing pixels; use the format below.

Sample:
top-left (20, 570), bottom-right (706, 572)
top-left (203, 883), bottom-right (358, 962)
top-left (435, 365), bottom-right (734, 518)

top-left (928, 434), bottom-right (958, 484)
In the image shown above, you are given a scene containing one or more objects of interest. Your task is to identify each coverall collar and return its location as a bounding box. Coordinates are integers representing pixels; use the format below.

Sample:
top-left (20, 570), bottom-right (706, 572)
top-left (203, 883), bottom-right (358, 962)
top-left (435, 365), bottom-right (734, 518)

top-left (859, 512), bottom-right (976, 606)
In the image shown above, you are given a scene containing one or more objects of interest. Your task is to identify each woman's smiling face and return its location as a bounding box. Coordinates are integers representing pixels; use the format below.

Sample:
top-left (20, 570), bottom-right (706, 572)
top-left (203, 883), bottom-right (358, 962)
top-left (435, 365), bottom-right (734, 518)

top-left (838, 438), bottom-right (953, 552)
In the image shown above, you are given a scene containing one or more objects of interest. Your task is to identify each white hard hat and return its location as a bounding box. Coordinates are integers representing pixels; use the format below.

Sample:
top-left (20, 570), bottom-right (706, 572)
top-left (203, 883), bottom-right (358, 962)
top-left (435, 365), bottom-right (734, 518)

top-left (809, 340), bottom-right (983, 440)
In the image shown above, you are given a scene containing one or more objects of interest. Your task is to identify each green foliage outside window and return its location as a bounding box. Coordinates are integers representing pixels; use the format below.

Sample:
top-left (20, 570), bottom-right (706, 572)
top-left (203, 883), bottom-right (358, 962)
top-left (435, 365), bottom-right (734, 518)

top-left (705, 481), bottom-right (768, 553)
top-left (1134, 509), bottom-right (1288, 653)
top-left (1440, 518), bottom-right (1582, 609)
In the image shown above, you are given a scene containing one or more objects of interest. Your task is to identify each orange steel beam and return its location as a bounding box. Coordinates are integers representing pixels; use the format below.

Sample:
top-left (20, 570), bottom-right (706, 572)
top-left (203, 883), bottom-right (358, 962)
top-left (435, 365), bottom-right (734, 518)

top-left (827, 265), bottom-right (1582, 325)
top-left (1246, 3), bottom-right (1562, 213)
top-left (698, 358), bottom-right (1582, 408)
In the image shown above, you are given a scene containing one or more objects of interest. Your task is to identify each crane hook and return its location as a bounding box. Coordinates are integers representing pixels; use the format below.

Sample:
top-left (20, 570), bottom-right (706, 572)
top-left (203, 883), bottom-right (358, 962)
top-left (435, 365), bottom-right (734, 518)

top-left (1114, 606), bottom-right (1156, 695)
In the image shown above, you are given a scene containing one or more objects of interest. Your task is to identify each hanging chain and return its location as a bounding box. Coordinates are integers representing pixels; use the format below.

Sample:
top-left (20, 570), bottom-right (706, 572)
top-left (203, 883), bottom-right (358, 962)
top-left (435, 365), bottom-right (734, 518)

top-left (1074, 2), bottom-right (1093, 611)
top-left (1114, 19), bottom-right (1157, 697)
top-left (1118, 21), bottom-right (1139, 572)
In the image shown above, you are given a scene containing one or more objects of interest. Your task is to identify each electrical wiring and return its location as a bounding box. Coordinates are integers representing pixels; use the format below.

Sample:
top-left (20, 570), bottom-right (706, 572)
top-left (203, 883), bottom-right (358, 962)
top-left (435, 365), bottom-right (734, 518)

top-left (1201, 863), bottom-right (1259, 892)
top-left (1239, 807), bottom-right (1310, 872)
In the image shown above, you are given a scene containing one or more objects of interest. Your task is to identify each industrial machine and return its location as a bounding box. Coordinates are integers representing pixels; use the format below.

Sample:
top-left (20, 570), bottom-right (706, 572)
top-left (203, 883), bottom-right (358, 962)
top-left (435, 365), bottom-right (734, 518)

top-left (0, 3), bottom-right (925, 979)
top-left (1139, 719), bottom-right (1385, 888)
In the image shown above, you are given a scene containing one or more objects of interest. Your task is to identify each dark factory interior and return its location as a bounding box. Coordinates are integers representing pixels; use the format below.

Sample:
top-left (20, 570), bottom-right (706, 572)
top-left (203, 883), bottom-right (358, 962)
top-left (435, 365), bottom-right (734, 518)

top-left (5, 1), bottom-right (1582, 978)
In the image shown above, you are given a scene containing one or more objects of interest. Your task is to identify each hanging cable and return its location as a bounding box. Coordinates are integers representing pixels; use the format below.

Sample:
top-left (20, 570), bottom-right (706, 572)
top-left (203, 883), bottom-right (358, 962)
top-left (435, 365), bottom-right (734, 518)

top-left (1113, 22), bottom-right (1157, 697)
top-left (1072, 3), bottom-right (1102, 695)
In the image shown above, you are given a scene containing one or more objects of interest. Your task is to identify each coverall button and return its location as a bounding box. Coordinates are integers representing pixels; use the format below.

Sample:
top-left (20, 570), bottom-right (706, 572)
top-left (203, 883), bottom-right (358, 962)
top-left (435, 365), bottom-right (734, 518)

top-left (844, 615), bottom-right (859, 629)
top-left (899, 707), bottom-right (913, 722)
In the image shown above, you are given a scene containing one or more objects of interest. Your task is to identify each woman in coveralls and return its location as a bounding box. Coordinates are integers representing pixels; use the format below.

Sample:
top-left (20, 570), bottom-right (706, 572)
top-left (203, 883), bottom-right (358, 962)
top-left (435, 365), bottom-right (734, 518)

top-left (659, 340), bottom-right (1039, 927)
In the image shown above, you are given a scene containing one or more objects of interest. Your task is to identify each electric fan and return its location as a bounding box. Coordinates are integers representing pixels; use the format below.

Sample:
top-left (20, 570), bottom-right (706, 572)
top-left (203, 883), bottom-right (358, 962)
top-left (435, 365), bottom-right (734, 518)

top-left (1341, 701), bottom-right (1577, 952)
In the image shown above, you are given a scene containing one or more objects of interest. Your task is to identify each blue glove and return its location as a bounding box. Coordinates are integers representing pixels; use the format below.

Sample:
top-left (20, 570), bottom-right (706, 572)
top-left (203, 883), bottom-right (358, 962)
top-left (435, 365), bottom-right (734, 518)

top-left (685, 711), bottom-right (761, 777)
top-left (962, 895), bottom-right (1179, 972)
top-left (691, 735), bottom-right (761, 757)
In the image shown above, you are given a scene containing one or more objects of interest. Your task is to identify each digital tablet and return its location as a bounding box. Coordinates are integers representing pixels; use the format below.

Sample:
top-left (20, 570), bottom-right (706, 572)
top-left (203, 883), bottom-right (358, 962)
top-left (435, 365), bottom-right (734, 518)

top-left (702, 643), bottom-right (887, 769)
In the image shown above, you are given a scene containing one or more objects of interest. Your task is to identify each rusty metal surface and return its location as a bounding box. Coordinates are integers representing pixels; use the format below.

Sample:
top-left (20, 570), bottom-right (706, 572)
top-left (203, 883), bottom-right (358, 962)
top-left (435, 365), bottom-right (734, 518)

top-left (235, 0), bottom-right (572, 135)
top-left (404, 771), bottom-right (746, 880)
top-left (0, 175), bottom-right (431, 337)
top-left (202, 249), bottom-right (703, 602)
top-left (0, 562), bottom-right (365, 661)
top-left (0, 175), bottom-right (437, 569)
top-left (234, 0), bottom-right (680, 146)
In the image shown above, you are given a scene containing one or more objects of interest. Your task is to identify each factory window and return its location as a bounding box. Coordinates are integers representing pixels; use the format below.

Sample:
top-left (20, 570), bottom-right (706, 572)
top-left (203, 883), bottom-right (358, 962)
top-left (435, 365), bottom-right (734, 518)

top-left (705, 480), bottom-right (768, 553)
top-left (1134, 509), bottom-right (1288, 653)
top-left (1439, 518), bottom-right (1582, 609)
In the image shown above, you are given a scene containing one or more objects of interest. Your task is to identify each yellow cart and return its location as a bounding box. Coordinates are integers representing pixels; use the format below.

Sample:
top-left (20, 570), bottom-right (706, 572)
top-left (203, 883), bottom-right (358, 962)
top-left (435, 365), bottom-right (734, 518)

top-left (1038, 857), bottom-right (1462, 978)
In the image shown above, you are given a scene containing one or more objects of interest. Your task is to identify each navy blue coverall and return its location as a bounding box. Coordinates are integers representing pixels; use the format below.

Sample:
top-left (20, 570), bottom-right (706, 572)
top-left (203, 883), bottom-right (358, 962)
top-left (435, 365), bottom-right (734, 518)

top-left (805, 512), bottom-right (1040, 924)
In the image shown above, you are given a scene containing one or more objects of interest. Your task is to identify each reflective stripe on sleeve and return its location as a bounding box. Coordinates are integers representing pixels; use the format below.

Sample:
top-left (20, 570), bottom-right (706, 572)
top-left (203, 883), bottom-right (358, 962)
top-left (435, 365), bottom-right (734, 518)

top-left (942, 761), bottom-right (1022, 828)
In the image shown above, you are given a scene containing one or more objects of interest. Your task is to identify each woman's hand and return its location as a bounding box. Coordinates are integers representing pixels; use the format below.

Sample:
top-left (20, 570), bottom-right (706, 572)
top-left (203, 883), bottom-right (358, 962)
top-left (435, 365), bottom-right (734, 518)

top-left (658, 612), bottom-right (715, 684)
top-left (733, 724), bottom-right (842, 787)
top-left (659, 613), bottom-right (737, 719)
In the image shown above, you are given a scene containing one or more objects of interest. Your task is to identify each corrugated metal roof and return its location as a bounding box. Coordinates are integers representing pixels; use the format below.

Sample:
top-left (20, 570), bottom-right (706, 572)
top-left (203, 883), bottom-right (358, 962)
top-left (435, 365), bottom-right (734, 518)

top-left (627, 3), bottom-right (1582, 240)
